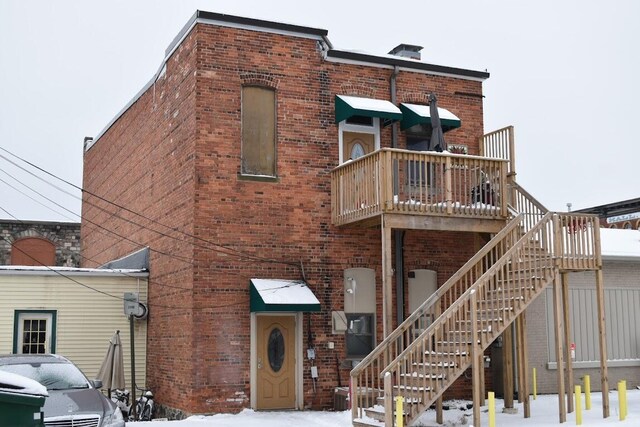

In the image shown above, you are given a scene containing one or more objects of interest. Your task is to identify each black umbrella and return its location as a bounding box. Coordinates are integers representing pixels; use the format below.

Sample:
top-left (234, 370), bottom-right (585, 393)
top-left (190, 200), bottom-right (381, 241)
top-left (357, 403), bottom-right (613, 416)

top-left (428, 93), bottom-right (446, 152)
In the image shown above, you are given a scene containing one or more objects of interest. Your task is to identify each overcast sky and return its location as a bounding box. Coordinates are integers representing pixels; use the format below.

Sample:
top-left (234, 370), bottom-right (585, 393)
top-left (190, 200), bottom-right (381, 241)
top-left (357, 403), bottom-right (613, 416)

top-left (1, 0), bottom-right (638, 222)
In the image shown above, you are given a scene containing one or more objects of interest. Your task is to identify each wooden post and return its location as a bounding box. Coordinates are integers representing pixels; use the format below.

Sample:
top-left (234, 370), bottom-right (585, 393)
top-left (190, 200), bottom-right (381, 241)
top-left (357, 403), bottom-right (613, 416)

top-left (444, 156), bottom-right (452, 214)
top-left (561, 272), bottom-right (574, 413)
top-left (502, 324), bottom-right (514, 409)
top-left (436, 397), bottom-right (443, 424)
top-left (595, 268), bottom-right (609, 418)
top-left (384, 372), bottom-right (393, 427)
top-left (470, 290), bottom-right (481, 427)
top-left (508, 126), bottom-right (516, 178)
top-left (517, 313), bottom-right (530, 418)
top-left (479, 352), bottom-right (486, 406)
top-left (552, 271), bottom-right (567, 423)
top-left (516, 316), bottom-right (524, 404)
top-left (381, 216), bottom-right (393, 339)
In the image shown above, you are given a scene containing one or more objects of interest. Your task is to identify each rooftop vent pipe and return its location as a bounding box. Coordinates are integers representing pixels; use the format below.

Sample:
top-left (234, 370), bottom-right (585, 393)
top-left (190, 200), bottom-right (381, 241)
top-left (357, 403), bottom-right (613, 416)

top-left (388, 44), bottom-right (423, 60)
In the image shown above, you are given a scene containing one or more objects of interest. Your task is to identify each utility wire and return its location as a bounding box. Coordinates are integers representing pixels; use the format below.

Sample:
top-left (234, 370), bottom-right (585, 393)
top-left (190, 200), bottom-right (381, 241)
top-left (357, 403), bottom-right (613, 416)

top-left (0, 148), bottom-right (300, 268)
top-left (1, 233), bottom-right (297, 311)
top-left (0, 168), bottom-right (194, 266)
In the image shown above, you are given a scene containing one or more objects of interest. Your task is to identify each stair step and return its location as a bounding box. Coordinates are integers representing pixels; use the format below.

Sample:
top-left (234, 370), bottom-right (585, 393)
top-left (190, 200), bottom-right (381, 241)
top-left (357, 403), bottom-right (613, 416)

top-left (426, 350), bottom-right (468, 357)
top-left (457, 317), bottom-right (503, 324)
top-left (353, 417), bottom-right (384, 427)
top-left (377, 396), bottom-right (422, 405)
top-left (364, 406), bottom-right (411, 422)
top-left (487, 286), bottom-right (533, 295)
top-left (400, 372), bottom-right (445, 380)
top-left (412, 361), bottom-right (457, 368)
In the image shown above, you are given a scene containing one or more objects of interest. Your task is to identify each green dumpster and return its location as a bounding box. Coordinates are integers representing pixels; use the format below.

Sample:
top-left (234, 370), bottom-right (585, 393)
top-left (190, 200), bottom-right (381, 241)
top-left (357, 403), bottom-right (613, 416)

top-left (0, 371), bottom-right (48, 427)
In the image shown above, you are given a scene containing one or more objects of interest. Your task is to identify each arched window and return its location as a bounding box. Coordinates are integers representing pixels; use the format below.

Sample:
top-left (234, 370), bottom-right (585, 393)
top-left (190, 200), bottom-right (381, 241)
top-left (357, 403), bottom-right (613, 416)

top-left (11, 237), bottom-right (56, 266)
top-left (623, 222), bottom-right (632, 230)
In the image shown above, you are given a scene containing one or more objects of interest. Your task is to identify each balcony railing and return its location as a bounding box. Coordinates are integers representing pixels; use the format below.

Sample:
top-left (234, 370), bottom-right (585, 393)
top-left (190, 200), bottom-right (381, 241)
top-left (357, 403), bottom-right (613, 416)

top-left (331, 148), bottom-right (509, 226)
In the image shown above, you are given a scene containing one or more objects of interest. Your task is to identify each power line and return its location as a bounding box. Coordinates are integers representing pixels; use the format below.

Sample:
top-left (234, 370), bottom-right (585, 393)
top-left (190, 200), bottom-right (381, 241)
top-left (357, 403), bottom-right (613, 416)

top-left (0, 147), bottom-right (301, 269)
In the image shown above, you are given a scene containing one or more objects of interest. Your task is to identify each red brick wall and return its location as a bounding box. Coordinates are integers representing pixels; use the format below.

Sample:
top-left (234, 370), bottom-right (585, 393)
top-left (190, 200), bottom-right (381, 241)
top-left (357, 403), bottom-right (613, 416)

top-left (82, 20), bottom-right (488, 415)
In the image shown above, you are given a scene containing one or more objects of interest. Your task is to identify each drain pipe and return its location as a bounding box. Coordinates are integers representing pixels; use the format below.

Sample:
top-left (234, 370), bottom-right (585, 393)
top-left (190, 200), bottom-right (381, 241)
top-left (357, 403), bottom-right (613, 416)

top-left (390, 66), bottom-right (405, 325)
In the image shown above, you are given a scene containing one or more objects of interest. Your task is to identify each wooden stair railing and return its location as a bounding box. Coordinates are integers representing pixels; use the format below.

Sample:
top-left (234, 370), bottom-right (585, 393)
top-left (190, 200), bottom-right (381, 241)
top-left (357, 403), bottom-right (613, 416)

top-left (351, 212), bottom-right (599, 426)
top-left (349, 215), bottom-right (525, 421)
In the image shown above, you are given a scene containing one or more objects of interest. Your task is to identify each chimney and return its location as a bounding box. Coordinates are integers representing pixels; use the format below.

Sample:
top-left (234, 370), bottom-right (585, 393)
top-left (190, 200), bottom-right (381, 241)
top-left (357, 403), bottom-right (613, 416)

top-left (388, 44), bottom-right (423, 60)
top-left (83, 136), bottom-right (94, 151)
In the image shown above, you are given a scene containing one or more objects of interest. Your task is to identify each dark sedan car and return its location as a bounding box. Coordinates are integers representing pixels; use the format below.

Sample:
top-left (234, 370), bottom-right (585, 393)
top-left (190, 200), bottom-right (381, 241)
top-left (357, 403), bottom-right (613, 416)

top-left (0, 354), bottom-right (125, 427)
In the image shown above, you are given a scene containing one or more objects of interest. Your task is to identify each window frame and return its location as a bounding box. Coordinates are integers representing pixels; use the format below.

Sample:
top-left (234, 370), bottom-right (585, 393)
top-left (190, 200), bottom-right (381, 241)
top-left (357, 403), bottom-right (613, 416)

top-left (345, 312), bottom-right (376, 359)
top-left (338, 117), bottom-right (380, 164)
top-left (240, 85), bottom-right (278, 180)
top-left (13, 310), bottom-right (57, 354)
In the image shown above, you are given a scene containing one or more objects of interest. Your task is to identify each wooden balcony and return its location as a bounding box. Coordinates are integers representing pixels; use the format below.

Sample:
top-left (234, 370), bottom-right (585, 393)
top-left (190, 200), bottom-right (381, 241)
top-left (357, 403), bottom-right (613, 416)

top-left (331, 148), bottom-right (509, 233)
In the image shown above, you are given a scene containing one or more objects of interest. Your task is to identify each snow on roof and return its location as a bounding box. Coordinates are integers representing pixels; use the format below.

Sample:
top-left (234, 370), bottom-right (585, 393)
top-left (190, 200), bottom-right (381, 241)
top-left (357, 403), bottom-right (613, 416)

top-left (335, 95), bottom-right (401, 114)
top-left (0, 266), bottom-right (148, 276)
top-left (0, 370), bottom-right (48, 396)
top-left (600, 228), bottom-right (640, 260)
top-left (400, 102), bottom-right (460, 121)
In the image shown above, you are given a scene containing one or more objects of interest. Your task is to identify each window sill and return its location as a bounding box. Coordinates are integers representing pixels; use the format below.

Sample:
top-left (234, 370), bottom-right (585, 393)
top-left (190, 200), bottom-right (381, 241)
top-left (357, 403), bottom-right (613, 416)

top-left (237, 173), bottom-right (279, 183)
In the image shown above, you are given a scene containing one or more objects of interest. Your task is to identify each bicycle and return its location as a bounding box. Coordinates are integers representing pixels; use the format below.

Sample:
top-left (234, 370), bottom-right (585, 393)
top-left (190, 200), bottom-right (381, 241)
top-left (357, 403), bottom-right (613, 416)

top-left (110, 389), bottom-right (131, 420)
top-left (132, 386), bottom-right (154, 421)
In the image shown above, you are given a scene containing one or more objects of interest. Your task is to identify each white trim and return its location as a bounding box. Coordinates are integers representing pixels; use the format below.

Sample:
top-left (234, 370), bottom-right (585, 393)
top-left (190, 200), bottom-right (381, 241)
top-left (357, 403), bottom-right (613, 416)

top-left (196, 18), bottom-right (325, 43)
top-left (17, 312), bottom-right (53, 354)
top-left (250, 312), bottom-right (303, 410)
top-left (548, 359), bottom-right (640, 370)
top-left (338, 118), bottom-right (380, 164)
top-left (325, 56), bottom-right (487, 82)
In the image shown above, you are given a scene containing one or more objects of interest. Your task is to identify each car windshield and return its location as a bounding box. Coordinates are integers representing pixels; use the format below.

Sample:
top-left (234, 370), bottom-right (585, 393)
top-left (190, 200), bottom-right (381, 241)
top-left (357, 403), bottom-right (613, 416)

top-left (0, 362), bottom-right (89, 390)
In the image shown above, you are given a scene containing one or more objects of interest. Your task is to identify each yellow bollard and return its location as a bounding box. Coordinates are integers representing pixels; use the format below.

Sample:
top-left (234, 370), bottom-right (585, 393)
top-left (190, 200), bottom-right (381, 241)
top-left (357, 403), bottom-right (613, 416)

top-left (623, 380), bottom-right (628, 420)
top-left (575, 385), bottom-right (582, 425)
top-left (395, 395), bottom-right (404, 427)
top-left (618, 381), bottom-right (626, 421)
top-left (584, 375), bottom-right (591, 410)
top-left (488, 391), bottom-right (496, 427)
top-left (533, 368), bottom-right (537, 400)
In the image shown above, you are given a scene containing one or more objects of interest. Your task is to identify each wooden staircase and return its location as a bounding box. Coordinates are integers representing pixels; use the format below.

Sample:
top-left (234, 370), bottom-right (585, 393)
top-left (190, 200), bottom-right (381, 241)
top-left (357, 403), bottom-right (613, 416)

top-left (350, 189), bottom-right (601, 426)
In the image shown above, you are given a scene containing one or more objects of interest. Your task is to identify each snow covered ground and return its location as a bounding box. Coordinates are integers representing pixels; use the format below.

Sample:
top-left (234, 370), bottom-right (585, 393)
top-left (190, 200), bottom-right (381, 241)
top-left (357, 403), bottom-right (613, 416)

top-left (131, 389), bottom-right (639, 426)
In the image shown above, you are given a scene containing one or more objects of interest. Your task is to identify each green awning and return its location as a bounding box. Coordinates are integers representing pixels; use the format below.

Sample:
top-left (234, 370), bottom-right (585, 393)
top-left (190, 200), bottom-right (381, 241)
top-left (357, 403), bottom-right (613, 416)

top-left (250, 279), bottom-right (321, 312)
top-left (335, 95), bottom-right (402, 125)
top-left (399, 103), bottom-right (461, 131)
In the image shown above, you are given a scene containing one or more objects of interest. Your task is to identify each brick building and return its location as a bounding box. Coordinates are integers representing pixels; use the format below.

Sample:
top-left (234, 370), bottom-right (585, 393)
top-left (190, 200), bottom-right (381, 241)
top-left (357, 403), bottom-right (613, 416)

top-left (82, 11), bottom-right (607, 424)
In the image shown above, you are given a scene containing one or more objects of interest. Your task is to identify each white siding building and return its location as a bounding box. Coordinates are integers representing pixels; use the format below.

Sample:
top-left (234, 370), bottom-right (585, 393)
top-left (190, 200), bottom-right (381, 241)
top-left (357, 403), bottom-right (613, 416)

top-left (0, 266), bottom-right (148, 389)
top-left (527, 229), bottom-right (640, 393)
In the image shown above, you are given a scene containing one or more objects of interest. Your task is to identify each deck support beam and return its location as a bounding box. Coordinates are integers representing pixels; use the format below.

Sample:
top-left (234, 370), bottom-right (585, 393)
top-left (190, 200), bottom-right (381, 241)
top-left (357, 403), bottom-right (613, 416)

top-left (517, 313), bottom-right (530, 417)
top-left (561, 272), bottom-right (574, 414)
top-left (382, 215), bottom-right (393, 339)
top-left (470, 290), bottom-right (481, 427)
top-left (552, 270), bottom-right (567, 423)
top-left (502, 324), bottom-right (514, 410)
top-left (595, 268), bottom-right (609, 418)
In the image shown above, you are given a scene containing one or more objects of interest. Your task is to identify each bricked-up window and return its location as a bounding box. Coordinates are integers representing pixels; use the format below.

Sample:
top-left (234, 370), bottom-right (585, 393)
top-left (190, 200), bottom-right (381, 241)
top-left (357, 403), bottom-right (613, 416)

top-left (241, 86), bottom-right (276, 177)
top-left (13, 310), bottom-right (56, 354)
top-left (11, 237), bottom-right (56, 266)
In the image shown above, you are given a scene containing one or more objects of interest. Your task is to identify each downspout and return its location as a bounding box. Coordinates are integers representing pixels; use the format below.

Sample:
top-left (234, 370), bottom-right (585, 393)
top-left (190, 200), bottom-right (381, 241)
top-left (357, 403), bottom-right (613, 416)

top-left (390, 66), bottom-right (406, 325)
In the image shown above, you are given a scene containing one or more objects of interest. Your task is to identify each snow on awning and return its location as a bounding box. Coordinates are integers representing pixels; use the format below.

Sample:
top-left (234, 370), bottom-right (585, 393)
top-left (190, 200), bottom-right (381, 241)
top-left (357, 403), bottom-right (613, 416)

top-left (399, 102), bottom-right (461, 131)
top-left (335, 95), bottom-right (402, 125)
top-left (250, 279), bottom-right (321, 312)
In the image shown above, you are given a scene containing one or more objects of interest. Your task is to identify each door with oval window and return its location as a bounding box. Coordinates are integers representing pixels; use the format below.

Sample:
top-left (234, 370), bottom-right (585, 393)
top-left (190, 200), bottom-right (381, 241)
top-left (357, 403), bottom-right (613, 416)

top-left (256, 315), bottom-right (296, 409)
top-left (342, 132), bottom-right (375, 163)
